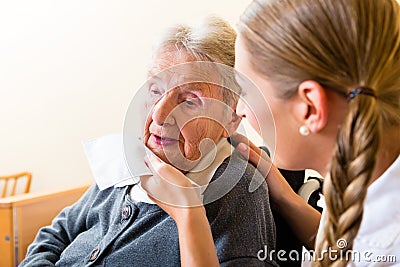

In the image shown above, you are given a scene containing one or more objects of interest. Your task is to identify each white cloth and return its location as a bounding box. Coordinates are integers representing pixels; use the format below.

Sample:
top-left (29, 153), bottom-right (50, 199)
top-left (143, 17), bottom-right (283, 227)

top-left (304, 155), bottom-right (400, 266)
top-left (82, 133), bottom-right (152, 190)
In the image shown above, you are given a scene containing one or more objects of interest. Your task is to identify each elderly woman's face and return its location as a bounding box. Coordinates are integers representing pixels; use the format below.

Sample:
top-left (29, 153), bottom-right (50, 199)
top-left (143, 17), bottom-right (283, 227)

top-left (143, 52), bottom-right (229, 171)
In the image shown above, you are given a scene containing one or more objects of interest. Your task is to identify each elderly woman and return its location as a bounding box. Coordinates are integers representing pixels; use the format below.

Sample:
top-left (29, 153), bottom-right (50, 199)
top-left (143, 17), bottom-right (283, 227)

top-left (20, 17), bottom-right (277, 267)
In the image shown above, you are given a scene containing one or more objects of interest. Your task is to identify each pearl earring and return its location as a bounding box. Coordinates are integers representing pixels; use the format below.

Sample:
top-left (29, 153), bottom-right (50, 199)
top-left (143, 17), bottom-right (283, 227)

top-left (299, 125), bottom-right (310, 136)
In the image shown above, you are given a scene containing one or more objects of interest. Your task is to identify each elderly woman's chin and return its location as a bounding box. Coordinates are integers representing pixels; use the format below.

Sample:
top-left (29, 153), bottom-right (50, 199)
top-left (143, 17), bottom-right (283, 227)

top-left (147, 143), bottom-right (202, 173)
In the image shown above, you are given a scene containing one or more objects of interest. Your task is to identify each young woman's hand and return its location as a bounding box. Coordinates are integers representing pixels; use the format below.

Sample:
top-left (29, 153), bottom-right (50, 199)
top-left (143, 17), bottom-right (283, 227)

top-left (230, 133), bottom-right (294, 206)
top-left (140, 154), bottom-right (204, 221)
top-left (139, 154), bottom-right (219, 267)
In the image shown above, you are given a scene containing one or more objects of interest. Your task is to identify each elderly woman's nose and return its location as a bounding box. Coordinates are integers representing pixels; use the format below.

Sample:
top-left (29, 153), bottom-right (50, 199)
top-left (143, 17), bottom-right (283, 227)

top-left (152, 96), bottom-right (176, 126)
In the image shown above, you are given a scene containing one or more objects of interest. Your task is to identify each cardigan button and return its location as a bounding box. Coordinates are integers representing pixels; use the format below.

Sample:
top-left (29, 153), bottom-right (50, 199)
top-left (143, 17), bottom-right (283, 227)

top-left (89, 248), bottom-right (100, 262)
top-left (121, 205), bottom-right (132, 221)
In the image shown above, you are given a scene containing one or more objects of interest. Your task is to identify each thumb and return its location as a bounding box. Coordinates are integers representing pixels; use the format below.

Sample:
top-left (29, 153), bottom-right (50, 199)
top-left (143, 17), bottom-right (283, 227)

top-left (237, 142), bottom-right (251, 160)
top-left (145, 153), bottom-right (164, 174)
top-left (237, 142), bottom-right (272, 180)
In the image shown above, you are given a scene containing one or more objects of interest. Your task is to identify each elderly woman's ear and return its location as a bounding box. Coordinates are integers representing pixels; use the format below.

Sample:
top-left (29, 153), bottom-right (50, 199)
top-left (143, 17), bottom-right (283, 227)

top-left (222, 110), bottom-right (241, 138)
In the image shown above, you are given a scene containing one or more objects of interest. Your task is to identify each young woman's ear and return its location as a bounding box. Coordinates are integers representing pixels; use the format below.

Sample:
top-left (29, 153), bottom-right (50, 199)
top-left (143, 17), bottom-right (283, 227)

top-left (296, 80), bottom-right (329, 133)
top-left (222, 111), bottom-right (241, 138)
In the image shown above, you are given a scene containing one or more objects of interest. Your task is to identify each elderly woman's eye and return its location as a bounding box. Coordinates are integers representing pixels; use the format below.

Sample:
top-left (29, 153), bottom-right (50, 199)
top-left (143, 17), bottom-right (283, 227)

top-left (150, 89), bottom-right (161, 95)
top-left (184, 96), bottom-right (201, 108)
top-left (151, 90), bottom-right (161, 96)
top-left (178, 92), bottom-right (202, 111)
top-left (149, 84), bottom-right (162, 96)
top-left (185, 99), bottom-right (196, 106)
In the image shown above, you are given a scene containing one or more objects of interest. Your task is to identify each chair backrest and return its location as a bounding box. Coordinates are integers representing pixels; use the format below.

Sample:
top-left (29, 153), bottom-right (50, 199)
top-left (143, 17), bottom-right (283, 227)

top-left (0, 172), bottom-right (32, 198)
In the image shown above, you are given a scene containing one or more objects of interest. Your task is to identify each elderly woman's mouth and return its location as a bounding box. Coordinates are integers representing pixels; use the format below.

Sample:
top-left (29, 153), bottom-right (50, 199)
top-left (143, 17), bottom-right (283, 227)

top-left (150, 134), bottom-right (179, 146)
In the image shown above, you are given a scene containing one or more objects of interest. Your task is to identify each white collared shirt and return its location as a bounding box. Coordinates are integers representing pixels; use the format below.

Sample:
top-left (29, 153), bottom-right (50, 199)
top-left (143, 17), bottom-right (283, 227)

top-left (351, 155), bottom-right (400, 266)
top-left (305, 155), bottom-right (400, 266)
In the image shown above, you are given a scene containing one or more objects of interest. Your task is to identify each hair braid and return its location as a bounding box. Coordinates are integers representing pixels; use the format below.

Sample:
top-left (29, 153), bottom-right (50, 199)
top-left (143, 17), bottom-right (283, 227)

top-left (315, 95), bottom-right (380, 266)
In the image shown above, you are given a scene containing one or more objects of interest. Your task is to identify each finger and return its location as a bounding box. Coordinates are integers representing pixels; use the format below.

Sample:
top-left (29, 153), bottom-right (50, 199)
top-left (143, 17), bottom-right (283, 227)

top-left (139, 174), bottom-right (158, 200)
top-left (146, 153), bottom-right (162, 170)
top-left (139, 174), bottom-right (154, 182)
top-left (147, 153), bottom-right (195, 189)
top-left (230, 133), bottom-right (258, 151)
top-left (253, 145), bottom-right (272, 163)
top-left (142, 153), bottom-right (203, 207)
top-left (236, 142), bottom-right (272, 192)
top-left (231, 133), bottom-right (270, 161)
top-left (140, 175), bottom-right (182, 207)
top-left (237, 142), bottom-right (272, 177)
top-left (230, 133), bottom-right (259, 152)
top-left (143, 155), bottom-right (176, 188)
top-left (140, 172), bottom-right (202, 207)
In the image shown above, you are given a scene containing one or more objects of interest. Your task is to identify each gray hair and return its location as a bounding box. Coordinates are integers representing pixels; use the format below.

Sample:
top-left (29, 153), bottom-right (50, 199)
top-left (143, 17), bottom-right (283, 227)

top-left (152, 15), bottom-right (239, 107)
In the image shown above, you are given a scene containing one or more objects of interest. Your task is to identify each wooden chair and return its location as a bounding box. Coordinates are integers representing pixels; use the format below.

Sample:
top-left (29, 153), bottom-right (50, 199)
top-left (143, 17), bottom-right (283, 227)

top-left (0, 184), bottom-right (90, 267)
top-left (0, 172), bottom-right (32, 198)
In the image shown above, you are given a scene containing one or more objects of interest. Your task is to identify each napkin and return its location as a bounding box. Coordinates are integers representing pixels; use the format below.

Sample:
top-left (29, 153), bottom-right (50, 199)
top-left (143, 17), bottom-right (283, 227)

top-left (82, 133), bottom-right (152, 190)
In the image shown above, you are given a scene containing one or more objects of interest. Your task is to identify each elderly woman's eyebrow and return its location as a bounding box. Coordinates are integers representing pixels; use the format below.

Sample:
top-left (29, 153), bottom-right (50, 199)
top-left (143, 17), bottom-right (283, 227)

top-left (147, 74), bottom-right (162, 82)
top-left (147, 76), bottom-right (169, 92)
top-left (175, 84), bottom-right (211, 97)
top-left (180, 82), bottom-right (214, 91)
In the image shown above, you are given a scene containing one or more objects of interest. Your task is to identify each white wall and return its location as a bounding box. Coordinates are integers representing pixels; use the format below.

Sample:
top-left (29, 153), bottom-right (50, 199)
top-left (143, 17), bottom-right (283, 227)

top-left (0, 0), bottom-right (253, 193)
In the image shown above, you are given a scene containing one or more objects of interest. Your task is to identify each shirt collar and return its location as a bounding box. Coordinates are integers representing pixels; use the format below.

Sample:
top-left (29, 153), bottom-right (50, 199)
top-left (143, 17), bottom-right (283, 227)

top-left (186, 138), bottom-right (234, 186)
top-left (353, 154), bottom-right (400, 250)
top-left (359, 154), bottom-right (400, 229)
top-left (316, 154), bottom-right (400, 250)
top-left (364, 154), bottom-right (400, 204)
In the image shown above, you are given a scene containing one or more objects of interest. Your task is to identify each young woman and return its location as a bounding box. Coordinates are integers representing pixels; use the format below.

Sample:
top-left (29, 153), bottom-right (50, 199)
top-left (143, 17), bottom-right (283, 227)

top-left (146, 0), bottom-right (400, 266)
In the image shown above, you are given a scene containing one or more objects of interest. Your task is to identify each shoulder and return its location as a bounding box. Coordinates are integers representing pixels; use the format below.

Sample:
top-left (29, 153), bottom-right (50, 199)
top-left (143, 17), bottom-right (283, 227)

top-left (211, 149), bottom-right (268, 196)
top-left (204, 150), bottom-right (277, 266)
top-left (203, 149), bottom-right (270, 213)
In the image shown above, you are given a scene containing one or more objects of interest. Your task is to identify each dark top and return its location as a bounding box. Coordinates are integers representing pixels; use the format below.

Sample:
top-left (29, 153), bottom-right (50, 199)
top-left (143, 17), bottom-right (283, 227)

top-left (274, 169), bottom-right (323, 267)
